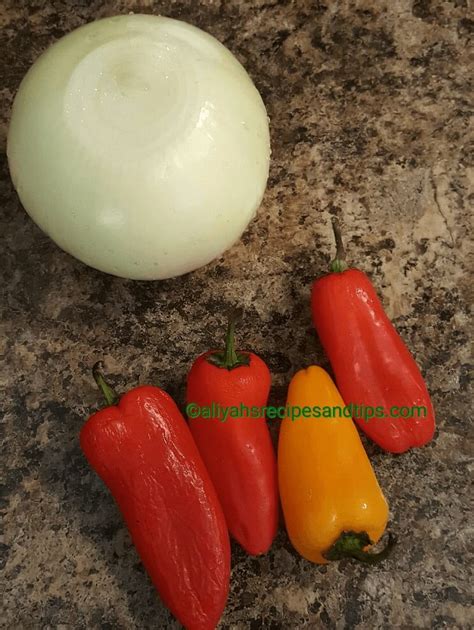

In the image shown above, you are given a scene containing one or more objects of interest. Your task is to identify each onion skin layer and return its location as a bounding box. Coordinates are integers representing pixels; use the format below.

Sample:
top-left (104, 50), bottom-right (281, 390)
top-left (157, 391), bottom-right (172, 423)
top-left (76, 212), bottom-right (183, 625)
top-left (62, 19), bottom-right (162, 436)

top-left (7, 14), bottom-right (271, 280)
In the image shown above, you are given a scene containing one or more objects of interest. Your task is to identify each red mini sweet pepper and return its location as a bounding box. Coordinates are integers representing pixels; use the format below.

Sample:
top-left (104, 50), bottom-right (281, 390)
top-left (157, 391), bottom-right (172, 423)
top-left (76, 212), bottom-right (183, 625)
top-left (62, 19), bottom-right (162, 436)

top-left (311, 219), bottom-right (435, 454)
top-left (80, 363), bottom-right (230, 630)
top-left (186, 317), bottom-right (279, 556)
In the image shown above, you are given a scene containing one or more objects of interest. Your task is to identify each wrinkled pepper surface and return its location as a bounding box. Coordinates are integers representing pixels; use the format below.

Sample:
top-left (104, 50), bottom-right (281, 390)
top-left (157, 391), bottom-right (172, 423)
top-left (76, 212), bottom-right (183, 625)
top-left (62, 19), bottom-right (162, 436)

top-left (187, 318), bottom-right (278, 556)
top-left (278, 366), bottom-right (393, 564)
top-left (80, 364), bottom-right (230, 630)
top-left (311, 218), bottom-right (435, 453)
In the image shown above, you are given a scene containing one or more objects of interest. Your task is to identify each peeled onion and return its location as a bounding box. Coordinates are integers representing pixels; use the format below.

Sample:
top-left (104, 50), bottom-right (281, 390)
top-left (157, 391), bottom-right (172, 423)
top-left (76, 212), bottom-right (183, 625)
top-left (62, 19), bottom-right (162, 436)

top-left (7, 14), bottom-right (270, 280)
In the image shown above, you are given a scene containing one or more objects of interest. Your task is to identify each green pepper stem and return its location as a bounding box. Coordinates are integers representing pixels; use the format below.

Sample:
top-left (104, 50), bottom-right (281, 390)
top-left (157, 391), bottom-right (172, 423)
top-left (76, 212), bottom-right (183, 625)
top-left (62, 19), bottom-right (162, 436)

top-left (330, 216), bottom-right (348, 273)
top-left (206, 312), bottom-right (250, 370)
top-left (92, 361), bottom-right (120, 406)
top-left (224, 318), bottom-right (239, 368)
top-left (324, 531), bottom-right (396, 564)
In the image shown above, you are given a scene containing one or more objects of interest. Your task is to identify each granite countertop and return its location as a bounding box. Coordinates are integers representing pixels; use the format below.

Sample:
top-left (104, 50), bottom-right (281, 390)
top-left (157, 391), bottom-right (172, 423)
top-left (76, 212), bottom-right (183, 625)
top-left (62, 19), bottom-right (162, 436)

top-left (1, 1), bottom-right (472, 628)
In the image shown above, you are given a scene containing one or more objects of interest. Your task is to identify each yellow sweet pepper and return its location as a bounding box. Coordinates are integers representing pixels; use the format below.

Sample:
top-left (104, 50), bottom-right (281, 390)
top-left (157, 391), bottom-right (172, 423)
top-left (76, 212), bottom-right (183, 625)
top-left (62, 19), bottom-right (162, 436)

top-left (278, 366), bottom-right (394, 564)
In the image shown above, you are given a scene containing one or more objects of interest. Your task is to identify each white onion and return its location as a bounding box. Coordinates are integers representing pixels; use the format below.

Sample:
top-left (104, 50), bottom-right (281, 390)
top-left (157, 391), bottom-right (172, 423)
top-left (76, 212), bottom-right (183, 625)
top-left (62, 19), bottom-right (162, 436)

top-left (7, 14), bottom-right (270, 280)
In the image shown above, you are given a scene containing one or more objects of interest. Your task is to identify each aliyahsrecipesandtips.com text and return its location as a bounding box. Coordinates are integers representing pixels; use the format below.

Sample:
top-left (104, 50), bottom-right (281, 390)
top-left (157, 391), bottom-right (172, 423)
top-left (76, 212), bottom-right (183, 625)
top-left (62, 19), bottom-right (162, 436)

top-left (185, 403), bottom-right (428, 422)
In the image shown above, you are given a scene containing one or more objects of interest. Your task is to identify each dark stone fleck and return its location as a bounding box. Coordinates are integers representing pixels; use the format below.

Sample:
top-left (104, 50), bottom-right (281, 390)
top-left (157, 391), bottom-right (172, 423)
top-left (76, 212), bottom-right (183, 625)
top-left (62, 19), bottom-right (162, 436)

top-left (413, 0), bottom-right (434, 20)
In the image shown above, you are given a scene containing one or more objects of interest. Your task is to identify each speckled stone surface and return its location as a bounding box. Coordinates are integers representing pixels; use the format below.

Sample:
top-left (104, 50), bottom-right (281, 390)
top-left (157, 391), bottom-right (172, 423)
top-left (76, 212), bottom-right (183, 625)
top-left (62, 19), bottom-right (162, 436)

top-left (1, 1), bottom-right (473, 628)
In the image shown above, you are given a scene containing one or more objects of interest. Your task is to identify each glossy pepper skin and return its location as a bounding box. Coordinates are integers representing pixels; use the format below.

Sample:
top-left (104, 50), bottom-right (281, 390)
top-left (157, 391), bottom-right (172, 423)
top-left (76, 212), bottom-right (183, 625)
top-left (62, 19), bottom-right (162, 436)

top-left (278, 366), bottom-right (392, 564)
top-left (311, 219), bottom-right (435, 453)
top-left (186, 319), bottom-right (278, 556)
top-left (80, 366), bottom-right (230, 630)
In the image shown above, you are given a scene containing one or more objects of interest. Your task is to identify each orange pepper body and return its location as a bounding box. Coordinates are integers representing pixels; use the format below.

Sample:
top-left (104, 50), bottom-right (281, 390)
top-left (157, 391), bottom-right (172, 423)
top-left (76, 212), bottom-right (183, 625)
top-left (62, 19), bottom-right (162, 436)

top-left (278, 366), bottom-right (389, 564)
